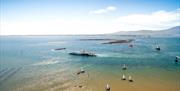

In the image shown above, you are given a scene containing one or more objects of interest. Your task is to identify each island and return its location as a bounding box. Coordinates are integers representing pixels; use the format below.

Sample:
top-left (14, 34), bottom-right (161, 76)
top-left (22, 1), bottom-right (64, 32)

top-left (54, 48), bottom-right (66, 50)
top-left (102, 39), bottom-right (134, 44)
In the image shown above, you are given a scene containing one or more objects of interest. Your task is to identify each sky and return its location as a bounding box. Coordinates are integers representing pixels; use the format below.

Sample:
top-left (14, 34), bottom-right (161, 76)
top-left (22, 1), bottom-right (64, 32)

top-left (0, 0), bottom-right (180, 35)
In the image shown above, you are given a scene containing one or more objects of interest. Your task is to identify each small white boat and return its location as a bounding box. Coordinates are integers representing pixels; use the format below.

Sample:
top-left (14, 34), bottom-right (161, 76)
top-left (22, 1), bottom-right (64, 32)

top-left (77, 67), bottom-right (85, 75)
top-left (121, 74), bottom-right (126, 80)
top-left (80, 67), bottom-right (85, 73)
top-left (175, 56), bottom-right (180, 62)
top-left (122, 64), bottom-right (127, 70)
top-left (105, 84), bottom-right (110, 91)
top-left (156, 45), bottom-right (160, 51)
top-left (128, 76), bottom-right (133, 82)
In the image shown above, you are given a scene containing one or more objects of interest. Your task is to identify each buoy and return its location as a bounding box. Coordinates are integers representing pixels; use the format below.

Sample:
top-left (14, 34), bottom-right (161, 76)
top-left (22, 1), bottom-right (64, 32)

top-left (121, 74), bottom-right (126, 80)
top-left (105, 84), bottom-right (110, 91)
top-left (122, 64), bottom-right (127, 70)
top-left (128, 76), bottom-right (133, 82)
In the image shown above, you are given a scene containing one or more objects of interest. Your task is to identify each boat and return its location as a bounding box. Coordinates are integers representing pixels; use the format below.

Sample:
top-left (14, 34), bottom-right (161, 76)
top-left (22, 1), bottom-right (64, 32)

top-left (80, 67), bottom-right (85, 73)
top-left (105, 84), bottom-right (110, 91)
top-left (77, 67), bottom-right (85, 75)
top-left (175, 56), bottom-right (180, 62)
top-left (128, 76), bottom-right (133, 82)
top-left (156, 45), bottom-right (161, 51)
top-left (69, 50), bottom-right (96, 57)
top-left (121, 74), bottom-right (126, 80)
top-left (122, 64), bottom-right (127, 70)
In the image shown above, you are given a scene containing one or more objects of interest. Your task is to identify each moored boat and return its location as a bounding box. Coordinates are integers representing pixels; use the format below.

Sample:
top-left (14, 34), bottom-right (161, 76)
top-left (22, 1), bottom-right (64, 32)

top-left (122, 64), bottom-right (127, 70)
top-left (128, 76), bottom-right (133, 82)
top-left (175, 56), bottom-right (180, 62)
top-left (77, 67), bottom-right (85, 75)
top-left (105, 84), bottom-right (110, 91)
top-left (156, 45), bottom-right (161, 51)
top-left (121, 74), bottom-right (126, 80)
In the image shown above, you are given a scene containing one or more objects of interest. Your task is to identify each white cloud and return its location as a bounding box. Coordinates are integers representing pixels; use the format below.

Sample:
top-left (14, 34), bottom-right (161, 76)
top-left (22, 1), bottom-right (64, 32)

top-left (89, 6), bottom-right (116, 14)
top-left (1, 19), bottom-right (115, 35)
top-left (1, 8), bottom-right (179, 35)
top-left (114, 8), bottom-right (180, 31)
top-left (106, 6), bottom-right (116, 11)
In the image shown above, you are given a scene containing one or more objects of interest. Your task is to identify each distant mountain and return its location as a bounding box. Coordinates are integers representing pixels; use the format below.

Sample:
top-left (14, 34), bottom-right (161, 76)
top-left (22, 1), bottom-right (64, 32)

top-left (161, 26), bottom-right (180, 34)
top-left (113, 26), bottom-right (180, 36)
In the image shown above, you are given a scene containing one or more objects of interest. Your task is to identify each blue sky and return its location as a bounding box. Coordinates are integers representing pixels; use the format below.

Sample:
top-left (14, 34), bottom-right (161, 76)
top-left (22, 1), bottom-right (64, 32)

top-left (1, 0), bottom-right (180, 35)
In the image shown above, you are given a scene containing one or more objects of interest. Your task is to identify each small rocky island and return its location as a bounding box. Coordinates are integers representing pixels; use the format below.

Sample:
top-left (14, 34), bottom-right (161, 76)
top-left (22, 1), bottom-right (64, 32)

top-left (79, 38), bottom-right (114, 41)
top-left (54, 48), bottom-right (66, 50)
top-left (102, 39), bottom-right (134, 44)
top-left (78, 38), bottom-right (135, 44)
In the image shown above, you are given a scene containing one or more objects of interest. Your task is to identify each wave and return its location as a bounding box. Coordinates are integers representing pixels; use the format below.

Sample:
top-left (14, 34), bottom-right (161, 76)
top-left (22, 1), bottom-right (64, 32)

top-left (33, 59), bottom-right (59, 66)
top-left (0, 67), bottom-right (22, 83)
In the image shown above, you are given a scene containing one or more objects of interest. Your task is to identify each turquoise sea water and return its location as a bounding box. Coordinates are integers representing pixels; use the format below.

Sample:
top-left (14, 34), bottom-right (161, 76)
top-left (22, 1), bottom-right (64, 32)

top-left (0, 35), bottom-right (180, 91)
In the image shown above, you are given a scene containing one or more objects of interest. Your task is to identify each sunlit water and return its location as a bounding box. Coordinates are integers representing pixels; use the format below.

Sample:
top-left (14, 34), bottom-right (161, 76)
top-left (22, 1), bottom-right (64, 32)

top-left (0, 35), bottom-right (180, 91)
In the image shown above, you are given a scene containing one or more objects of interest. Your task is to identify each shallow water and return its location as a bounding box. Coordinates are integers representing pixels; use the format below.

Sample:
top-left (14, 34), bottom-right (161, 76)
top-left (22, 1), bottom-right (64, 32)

top-left (0, 35), bottom-right (180, 91)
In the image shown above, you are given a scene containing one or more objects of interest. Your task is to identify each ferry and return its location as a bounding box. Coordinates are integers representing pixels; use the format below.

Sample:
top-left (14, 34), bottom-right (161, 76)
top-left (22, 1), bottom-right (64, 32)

top-left (69, 50), bottom-right (96, 57)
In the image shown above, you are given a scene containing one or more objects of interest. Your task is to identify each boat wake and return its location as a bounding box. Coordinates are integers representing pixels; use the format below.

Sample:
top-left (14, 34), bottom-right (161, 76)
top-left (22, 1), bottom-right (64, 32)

top-left (96, 54), bottom-right (110, 57)
top-left (50, 49), bottom-right (56, 52)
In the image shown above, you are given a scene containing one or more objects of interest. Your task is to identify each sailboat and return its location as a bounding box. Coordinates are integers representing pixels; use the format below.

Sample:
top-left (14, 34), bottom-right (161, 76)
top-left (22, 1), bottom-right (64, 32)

top-left (121, 74), bottom-right (126, 80)
top-left (128, 76), bottom-right (133, 82)
top-left (122, 64), bottom-right (127, 70)
top-left (77, 67), bottom-right (85, 75)
top-left (156, 45), bottom-right (161, 51)
top-left (105, 84), bottom-right (110, 91)
top-left (154, 41), bottom-right (161, 51)
top-left (175, 56), bottom-right (180, 62)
